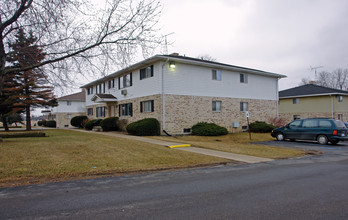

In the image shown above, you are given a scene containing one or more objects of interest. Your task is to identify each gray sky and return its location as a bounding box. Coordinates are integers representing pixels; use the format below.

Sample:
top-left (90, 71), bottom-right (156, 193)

top-left (157, 0), bottom-right (348, 90)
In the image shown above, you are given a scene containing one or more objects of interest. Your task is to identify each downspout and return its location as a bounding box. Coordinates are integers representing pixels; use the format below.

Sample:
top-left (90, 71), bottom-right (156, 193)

top-left (276, 78), bottom-right (279, 117)
top-left (330, 95), bottom-right (334, 118)
top-left (161, 59), bottom-right (169, 134)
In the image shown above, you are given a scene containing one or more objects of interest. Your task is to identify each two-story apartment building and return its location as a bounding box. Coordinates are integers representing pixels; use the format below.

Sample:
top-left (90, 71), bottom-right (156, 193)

top-left (279, 84), bottom-right (348, 122)
top-left (81, 53), bottom-right (286, 134)
top-left (48, 91), bottom-right (86, 128)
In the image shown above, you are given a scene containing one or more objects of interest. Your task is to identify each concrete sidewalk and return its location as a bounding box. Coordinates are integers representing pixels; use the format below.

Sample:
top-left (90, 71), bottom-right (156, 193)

top-left (70, 129), bottom-right (273, 164)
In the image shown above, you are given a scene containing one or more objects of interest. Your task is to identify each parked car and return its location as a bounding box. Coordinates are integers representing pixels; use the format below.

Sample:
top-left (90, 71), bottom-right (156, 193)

top-left (271, 118), bottom-right (348, 145)
top-left (344, 122), bottom-right (348, 131)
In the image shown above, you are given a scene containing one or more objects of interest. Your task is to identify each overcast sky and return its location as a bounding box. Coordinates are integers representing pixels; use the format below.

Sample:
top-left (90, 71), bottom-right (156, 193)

top-left (155, 0), bottom-right (348, 90)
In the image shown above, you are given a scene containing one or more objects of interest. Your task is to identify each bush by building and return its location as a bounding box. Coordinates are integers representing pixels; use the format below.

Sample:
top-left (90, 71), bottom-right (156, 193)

top-left (70, 115), bottom-right (88, 128)
top-left (45, 120), bottom-right (57, 128)
top-left (100, 117), bottom-right (119, 131)
top-left (249, 121), bottom-right (276, 133)
top-left (126, 118), bottom-right (160, 136)
top-left (84, 119), bottom-right (102, 130)
top-left (192, 122), bottom-right (228, 136)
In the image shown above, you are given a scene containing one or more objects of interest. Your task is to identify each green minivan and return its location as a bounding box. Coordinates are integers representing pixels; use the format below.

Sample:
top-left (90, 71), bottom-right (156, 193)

top-left (271, 118), bottom-right (348, 145)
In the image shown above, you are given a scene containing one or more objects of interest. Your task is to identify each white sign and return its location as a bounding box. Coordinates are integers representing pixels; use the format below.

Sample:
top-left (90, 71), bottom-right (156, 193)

top-left (245, 111), bottom-right (249, 118)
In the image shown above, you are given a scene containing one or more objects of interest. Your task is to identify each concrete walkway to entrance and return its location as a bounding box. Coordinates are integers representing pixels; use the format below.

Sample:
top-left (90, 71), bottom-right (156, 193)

top-left (71, 129), bottom-right (273, 164)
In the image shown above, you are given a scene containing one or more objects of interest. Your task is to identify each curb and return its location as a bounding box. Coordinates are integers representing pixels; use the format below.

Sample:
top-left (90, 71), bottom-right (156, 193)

top-left (168, 144), bottom-right (191, 149)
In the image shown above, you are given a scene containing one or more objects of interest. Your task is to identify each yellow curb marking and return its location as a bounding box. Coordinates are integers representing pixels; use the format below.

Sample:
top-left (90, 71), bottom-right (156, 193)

top-left (168, 144), bottom-right (191, 148)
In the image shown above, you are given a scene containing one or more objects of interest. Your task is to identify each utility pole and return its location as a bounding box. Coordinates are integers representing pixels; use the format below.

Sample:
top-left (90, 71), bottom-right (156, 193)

top-left (162, 32), bottom-right (174, 55)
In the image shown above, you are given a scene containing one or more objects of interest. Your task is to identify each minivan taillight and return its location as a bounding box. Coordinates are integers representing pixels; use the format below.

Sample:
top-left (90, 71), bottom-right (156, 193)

top-left (333, 130), bottom-right (338, 135)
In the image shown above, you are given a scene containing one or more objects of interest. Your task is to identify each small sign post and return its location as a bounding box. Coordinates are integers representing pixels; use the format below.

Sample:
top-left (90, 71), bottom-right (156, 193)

top-left (246, 111), bottom-right (251, 140)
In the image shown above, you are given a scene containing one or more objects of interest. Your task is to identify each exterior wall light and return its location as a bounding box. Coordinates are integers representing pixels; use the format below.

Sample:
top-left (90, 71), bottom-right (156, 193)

top-left (169, 62), bottom-right (176, 69)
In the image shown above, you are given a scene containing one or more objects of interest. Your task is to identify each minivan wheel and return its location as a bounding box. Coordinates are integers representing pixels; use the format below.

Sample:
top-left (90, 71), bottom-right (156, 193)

top-left (276, 133), bottom-right (284, 141)
top-left (317, 135), bottom-right (328, 145)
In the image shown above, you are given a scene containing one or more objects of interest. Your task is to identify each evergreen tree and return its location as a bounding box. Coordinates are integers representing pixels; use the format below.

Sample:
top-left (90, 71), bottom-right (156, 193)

top-left (7, 29), bottom-right (56, 131)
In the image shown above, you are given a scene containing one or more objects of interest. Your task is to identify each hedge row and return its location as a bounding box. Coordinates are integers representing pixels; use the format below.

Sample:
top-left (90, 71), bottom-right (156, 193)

top-left (71, 116), bottom-right (119, 131)
top-left (249, 121), bottom-right (275, 133)
top-left (0, 131), bottom-right (46, 138)
top-left (37, 120), bottom-right (56, 128)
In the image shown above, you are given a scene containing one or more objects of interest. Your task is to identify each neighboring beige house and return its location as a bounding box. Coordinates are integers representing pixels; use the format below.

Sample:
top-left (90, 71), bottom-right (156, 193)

top-left (44, 91), bottom-right (86, 128)
top-left (81, 53), bottom-right (286, 135)
top-left (279, 84), bottom-right (348, 122)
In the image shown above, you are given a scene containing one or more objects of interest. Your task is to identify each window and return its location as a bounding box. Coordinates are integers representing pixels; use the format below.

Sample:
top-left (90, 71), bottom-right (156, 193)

top-left (303, 120), bottom-right (318, 128)
top-left (97, 83), bottom-right (105, 94)
top-left (338, 114), bottom-right (343, 120)
top-left (293, 98), bottom-right (300, 104)
top-left (183, 128), bottom-right (191, 133)
top-left (108, 79), bottom-right (115, 89)
top-left (212, 101), bottom-right (221, 112)
top-left (119, 73), bottom-right (132, 89)
top-left (140, 65), bottom-right (154, 80)
top-left (67, 101), bottom-right (71, 106)
top-left (96, 106), bottom-right (106, 117)
top-left (319, 120), bottom-right (332, 128)
top-left (240, 74), bottom-right (248, 83)
top-left (289, 120), bottom-right (302, 128)
top-left (140, 100), bottom-right (154, 113)
top-left (119, 103), bottom-right (133, 116)
top-left (66, 114), bottom-right (71, 119)
top-left (240, 102), bottom-right (248, 112)
top-left (293, 115), bottom-right (301, 120)
top-left (87, 108), bottom-right (93, 116)
top-left (87, 87), bottom-right (93, 95)
top-left (338, 96), bottom-right (343, 102)
top-left (212, 70), bottom-right (222, 81)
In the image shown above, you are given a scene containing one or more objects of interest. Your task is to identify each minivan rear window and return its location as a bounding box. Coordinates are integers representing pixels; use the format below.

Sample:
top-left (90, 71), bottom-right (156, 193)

top-left (334, 120), bottom-right (346, 128)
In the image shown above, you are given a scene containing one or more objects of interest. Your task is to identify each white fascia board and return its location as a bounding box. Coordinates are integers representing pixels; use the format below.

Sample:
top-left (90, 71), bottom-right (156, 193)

top-left (280, 93), bottom-right (348, 99)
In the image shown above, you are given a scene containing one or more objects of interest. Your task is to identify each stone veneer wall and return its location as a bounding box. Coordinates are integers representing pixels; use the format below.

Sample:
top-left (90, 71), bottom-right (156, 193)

top-left (55, 112), bottom-right (85, 128)
top-left (164, 94), bottom-right (277, 134)
top-left (86, 94), bottom-right (277, 135)
top-left (280, 112), bottom-right (348, 123)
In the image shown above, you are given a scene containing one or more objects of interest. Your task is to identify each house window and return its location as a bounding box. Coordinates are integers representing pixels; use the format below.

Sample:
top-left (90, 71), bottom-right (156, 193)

top-left (119, 73), bottom-right (132, 89)
top-left (66, 114), bottom-right (71, 119)
top-left (338, 96), bottom-right (343, 102)
top-left (140, 65), bottom-right (154, 80)
top-left (293, 98), bottom-right (300, 104)
top-left (183, 128), bottom-right (191, 133)
top-left (97, 83), bottom-right (105, 94)
top-left (87, 108), bottom-right (93, 116)
top-left (87, 87), bottom-right (93, 95)
top-left (240, 74), bottom-right (248, 83)
top-left (212, 70), bottom-right (222, 81)
top-left (119, 103), bottom-right (133, 116)
top-left (140, 100), bottom-right (154, 113)
top-left (293, 115), bottom-right (301, 120)
top-left (67, 101), bottom-right (72, 106)
top-left (96, 107), bottom-right (106, 117)
top-left (240, 102), bottom-right (248, 112)
top-left (338, 114), bottom-right (343, 120)
top-left (108, 79), bottom-right (115, 89)
top-left (212, 101), bottom-right (221, 112)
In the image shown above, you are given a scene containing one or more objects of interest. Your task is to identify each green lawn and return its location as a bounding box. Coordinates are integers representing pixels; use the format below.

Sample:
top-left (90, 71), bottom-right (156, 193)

top-left (151, 133), bottom-right (306, 159)
top-left (0, 129), bottom-right (229, 187)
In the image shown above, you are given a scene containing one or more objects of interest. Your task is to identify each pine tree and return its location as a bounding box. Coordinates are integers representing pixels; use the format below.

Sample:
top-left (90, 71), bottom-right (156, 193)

top-left (7, 29), bottom-right (57, 131)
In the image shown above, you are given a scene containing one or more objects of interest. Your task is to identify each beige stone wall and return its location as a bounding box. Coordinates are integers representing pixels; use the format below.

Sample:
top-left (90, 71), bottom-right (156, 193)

top-left (86, 94), bottom-right (277, 135)
top-left (280, 112), bottom-right (348, 123)
top-left (163, 95), bottom-right (277, 134)
top-left (55, 112), bottom-right (85, 128)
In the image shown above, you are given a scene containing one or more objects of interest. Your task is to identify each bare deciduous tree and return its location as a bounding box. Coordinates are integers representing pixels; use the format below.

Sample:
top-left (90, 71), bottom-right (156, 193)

top-left (300, 68), bottom-right (348, 90)
top-left (0, 0), bottom-right (162, 92)
top-left (197, 54), bottom-right (217, 62)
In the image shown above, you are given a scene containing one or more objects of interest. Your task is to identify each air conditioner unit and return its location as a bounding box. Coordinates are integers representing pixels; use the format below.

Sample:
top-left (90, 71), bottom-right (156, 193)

top-left (121, 89), bottom-right (127, 95)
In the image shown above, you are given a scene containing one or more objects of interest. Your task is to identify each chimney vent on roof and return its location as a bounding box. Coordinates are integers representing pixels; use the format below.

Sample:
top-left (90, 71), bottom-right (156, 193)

top-left (309, 81), bottom-right (316, 85)
top-left (170, 52), bottom-right (179, 56)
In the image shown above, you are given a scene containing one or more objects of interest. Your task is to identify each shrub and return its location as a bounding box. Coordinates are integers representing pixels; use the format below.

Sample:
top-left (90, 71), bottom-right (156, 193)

top-left (70, 115), bottom-right (88, 128)
top-left (192, 122), bottom-right (228, 136)
top-left (0, 132), bottom-right (46, 138)
top-left (85, 119), bottom-right (102, 130)
top-left (268, 117), bottom-right (288, 128)
top-left (37, 120), bottom-right (43, 126)
top-left (249, 121), bottom-right (276, 133)
top-left (45, 120), bottom-right (56, 128)
top-left (100, 117), bottom-right (119, 131)
top-left (126, 118), bottom-right (160, 136)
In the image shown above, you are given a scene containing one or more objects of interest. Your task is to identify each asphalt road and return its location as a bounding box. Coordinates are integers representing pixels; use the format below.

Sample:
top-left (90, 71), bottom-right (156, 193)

top-left (1, 141), bottom-right (348, 219)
